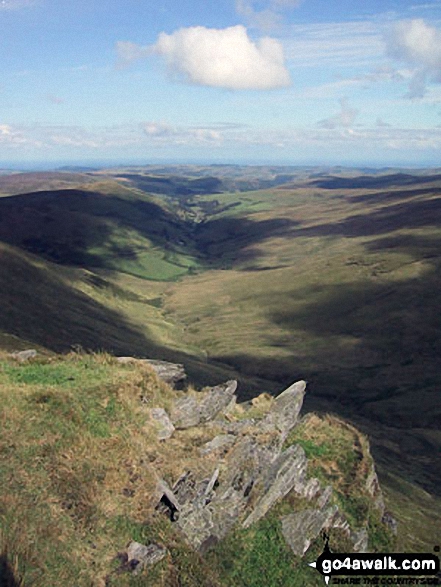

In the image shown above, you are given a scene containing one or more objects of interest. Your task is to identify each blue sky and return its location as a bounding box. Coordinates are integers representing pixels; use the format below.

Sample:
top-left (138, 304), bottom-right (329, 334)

top-left (1, 0), bottom-right (441, 166)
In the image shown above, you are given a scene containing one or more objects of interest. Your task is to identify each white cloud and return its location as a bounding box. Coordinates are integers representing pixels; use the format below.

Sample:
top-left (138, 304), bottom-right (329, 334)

top-left (151, 25), bottom-right (291, 90)
top-left (386, 19), bottom-right (441, 97)
top-left (318, 98), bottom-right (359, 129)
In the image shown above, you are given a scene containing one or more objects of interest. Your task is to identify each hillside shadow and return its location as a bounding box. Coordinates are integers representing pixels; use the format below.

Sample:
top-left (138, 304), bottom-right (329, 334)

top-left (194, 216), bottom-right (299, 265)
top-left (0, 244), bottom-right (200, 368)
top-left (311, 173), bottom-right (441, 190)
top-left (293, 196), bottom-right (441, 238)
top-left (0, 189), bottom-right (300, 270)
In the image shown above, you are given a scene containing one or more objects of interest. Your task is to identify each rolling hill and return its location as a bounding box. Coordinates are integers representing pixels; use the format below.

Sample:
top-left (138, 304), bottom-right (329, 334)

top-left (0, 165), bottom-right (440, 553)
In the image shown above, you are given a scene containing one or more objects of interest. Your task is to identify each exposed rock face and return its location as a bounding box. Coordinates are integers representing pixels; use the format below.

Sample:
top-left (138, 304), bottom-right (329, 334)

top-left (150, 408), bottom-right (175, 440)
top-left (242, 444), bottom-right (309, 528)
top-left (199, 380), bottom-right (237, 423)
top-left (200, 434), bottom-right (237, 456)
top-left (144, 360), bottom-right (186, 388)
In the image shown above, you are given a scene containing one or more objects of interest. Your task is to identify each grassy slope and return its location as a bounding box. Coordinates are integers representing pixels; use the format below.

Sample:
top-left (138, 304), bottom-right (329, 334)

top-left (0, 352), bottom-right (394, 587)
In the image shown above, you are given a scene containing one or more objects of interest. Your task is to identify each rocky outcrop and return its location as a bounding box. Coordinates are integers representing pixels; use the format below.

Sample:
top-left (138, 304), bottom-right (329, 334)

top-left (170, 380), bottom-right (237, 430)
top-left (143, 377), bottom-right (389, 558)
top-left (117, 357), bottom-right (186, 388)
top-left (281, 506), bottom-right (339, 556)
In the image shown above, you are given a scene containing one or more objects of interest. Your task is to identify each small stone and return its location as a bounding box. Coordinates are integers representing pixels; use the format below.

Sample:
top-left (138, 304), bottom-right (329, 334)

top-left (170, 396), bottom-right (201, 429)
top-left (126, 541), bottom-right (167, 574)
top-left (10, 349), bottom-right (37, 361)
top-left (150, 408), bottom-right (175, 440)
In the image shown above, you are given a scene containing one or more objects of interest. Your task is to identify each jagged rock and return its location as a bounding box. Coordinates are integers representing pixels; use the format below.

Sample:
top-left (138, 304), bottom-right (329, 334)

top-left (170, 380), bottom-right (238, 430)
top-left (199, 380), bottom-right (238, 423)
top-left (170, 396), bottom-right (201, 429)
top-left (10, 349), bottom-right (37, 361)
top-left (126, 541), bottom-right (167, 574)
top-left (242, 444), bottom-right (308, 528)
top-left (156, 479), bottom-right (181, 520)
top-left (281, 506), bottom-right (339, 556)
top-left (144, 360), bottom-right (186, 388)
top-left (200, 434), bottom-right (237, 456)
top-left (116, 357), bottom-right (186, 388)
top-left (150, 408), bottom-right (175, 440)
top-left (262, 380), bottom-right (306, 442)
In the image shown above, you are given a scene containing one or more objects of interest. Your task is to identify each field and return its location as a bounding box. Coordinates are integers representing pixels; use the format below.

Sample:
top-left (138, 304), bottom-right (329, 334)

top-left (0, 165), bottom-right (440, 553)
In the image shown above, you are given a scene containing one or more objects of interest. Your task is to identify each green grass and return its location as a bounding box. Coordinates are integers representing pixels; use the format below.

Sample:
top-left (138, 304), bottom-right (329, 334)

top-left (207, 517), bottom-right (322, 587)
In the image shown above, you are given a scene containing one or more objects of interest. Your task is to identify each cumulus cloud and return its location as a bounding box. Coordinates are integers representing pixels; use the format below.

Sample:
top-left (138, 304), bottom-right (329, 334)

top-left (386, 19), bottom-right (441, 97)
top-left (317, 98), bottom-right (359, 129)
top-left (150, 25), bottom-right (291, 90)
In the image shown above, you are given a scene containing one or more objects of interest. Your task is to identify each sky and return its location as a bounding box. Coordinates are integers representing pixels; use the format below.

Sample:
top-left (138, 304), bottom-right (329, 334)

top-left (1, 0), bottom-right (441, 167)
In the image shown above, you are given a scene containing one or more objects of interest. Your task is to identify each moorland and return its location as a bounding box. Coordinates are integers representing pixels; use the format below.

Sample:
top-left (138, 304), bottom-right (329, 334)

top-left (0, 164), bottom-right (440, 559)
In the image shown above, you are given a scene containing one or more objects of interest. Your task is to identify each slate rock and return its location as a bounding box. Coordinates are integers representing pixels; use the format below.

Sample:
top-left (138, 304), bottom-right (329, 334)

top-left (150, 408), bottom-right (175, 440)
top-left (200, 434), bottom-right (237, 456)
top-left (170, 396), bottom-right (201, 429)
top-left (281, 506), bottom-right (339, 556)
top-left (144, 359), bottom-right (186, 388)
top-left (351, 528), bottom-right (369, 553)
top-left (242, 444), bottom-right (308, 528)
top-left (127, 541), bottom-right (167, 575)
top-left (199, 380), bottom-right (238, 423)
top-left (263, 380), bottom-right (306, 442)
top-left (10, 349), bottom-right (37, 362)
